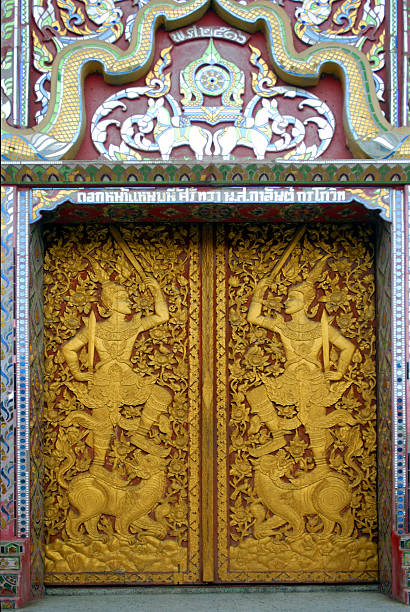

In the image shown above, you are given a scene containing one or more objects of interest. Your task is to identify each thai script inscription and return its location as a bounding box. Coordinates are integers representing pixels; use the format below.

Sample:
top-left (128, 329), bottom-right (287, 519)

top-left (169, 25), bottom-right (249, 44)
top-left (76, 187), bottom-right (347, 204)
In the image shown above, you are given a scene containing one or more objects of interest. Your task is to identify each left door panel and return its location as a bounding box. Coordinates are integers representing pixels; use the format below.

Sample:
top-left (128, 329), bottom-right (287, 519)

top-left (43, 224), bottom-right (201, 585)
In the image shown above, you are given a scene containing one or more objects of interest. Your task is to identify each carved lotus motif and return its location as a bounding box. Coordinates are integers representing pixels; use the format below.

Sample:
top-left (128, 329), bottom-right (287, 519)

top-left (244, 346), bottom-right (268, 368)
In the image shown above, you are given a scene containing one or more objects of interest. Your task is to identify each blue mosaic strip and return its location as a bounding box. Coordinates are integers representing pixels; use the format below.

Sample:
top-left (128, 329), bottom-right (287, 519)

top-left (406, 186), bottom-right (410, 533)
top-left (12, 0), bottom-right (18, 125)
top-left (403, 2), bottom-right (409, 126)
top-left (16, 191), bottom-right (30, 538)
top-left (391, 188), bottom-right (407, 534)
top-left (0, 187), bottom-right (15, 530)
top-left (390, 0), bottom-right (399, 125)
top-left (11, 0), bottom-right (30, 126)
top-left (20, 0), bottom-right (30, 127)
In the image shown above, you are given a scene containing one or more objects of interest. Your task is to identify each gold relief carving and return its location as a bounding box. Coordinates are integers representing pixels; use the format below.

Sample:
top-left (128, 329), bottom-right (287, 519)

top-left (44, 221), bottom-right (377, 584)
top-left (216, 223), bottom-right (377, 582)
top-left (201, 225), bottom-right (215, 582)
top-left (43, 224), bottom-right (200, 584)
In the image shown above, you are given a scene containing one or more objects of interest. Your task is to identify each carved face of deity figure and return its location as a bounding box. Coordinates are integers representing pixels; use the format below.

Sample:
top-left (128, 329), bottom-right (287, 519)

top-left (101, 283), bottom-right (132, 315)
top-left (284, 290), bottom-right (305, 315)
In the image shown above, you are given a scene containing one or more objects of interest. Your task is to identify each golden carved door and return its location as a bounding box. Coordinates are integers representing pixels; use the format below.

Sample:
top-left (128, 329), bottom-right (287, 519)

top-left (214, 223), bottom-right (378, 583)
top-left (43, 224), bottom-right (202, 584)
top-left (43, 222), bottom-right (377, 585)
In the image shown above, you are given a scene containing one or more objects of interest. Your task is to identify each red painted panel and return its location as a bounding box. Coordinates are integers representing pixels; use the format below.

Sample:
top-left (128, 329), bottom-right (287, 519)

top-left (75, 14), bottom-right (352, 160)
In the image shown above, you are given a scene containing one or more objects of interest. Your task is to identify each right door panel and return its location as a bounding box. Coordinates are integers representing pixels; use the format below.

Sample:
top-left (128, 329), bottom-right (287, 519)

top-left (215, 223), bottom-right (378, 583)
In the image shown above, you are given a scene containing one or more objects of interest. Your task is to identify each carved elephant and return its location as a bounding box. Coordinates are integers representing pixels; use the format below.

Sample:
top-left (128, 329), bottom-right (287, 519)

top-left (253, 455), bottom-right (354, 540)
top-left (66, 453), bottom-right (167, 543)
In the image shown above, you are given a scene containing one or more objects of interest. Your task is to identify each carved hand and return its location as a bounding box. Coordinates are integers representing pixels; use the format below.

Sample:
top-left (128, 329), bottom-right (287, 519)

top-left (145, 276), bottom-right (162, 295)
top-left (325, 370), bottom-right (343, 382)
top-left (72, 371), bottom-right (93, 382)
top-left (253, 277), bottom-right (269, 299)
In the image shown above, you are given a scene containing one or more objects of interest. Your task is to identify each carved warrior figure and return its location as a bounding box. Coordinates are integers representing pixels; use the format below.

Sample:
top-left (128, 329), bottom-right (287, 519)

top-left (54, 229), bottom-right (177, 545)
top-left (62, 233), bottom-right (171, 484)
top-left (247, 245), bottom-right (357, 540)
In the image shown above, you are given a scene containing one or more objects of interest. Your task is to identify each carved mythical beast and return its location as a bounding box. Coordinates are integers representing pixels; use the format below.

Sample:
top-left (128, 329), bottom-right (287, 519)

top-left (66, 453), bottom-right (168, 543)
top-left (252, 454), bottom-right (354, 541)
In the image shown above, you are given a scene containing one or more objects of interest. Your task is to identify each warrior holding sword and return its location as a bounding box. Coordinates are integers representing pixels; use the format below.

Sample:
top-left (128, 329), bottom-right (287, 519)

top-left (61, 228), bottom-right (171, 480)
top-left (247, 227), bottom-right (356, 472)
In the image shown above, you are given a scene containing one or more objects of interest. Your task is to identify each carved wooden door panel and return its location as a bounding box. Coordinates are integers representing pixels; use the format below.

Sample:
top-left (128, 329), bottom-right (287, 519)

top-left (43, 224), bottom-right (201, 585)
top-left (43, 222), bottom-right (378, 585)
top-left (214, 223), bottom-right (378, 583)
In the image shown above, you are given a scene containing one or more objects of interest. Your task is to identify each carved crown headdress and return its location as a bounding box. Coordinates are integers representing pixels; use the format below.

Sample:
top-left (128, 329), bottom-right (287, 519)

top-left (292, 255), bottom-right (330, 308)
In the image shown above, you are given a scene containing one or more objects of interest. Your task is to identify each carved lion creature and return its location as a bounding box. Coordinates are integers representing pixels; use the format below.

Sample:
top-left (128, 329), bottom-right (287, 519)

top-left (66, 453), bottom-right (168, 543)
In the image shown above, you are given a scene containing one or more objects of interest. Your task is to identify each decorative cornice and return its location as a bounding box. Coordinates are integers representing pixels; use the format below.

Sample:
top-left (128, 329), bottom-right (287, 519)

top-left (1, 160), bottom-right (409, 186)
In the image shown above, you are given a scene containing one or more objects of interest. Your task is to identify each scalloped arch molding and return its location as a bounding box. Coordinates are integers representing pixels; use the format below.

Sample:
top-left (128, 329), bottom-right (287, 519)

top-left (2, 0), bottom-right (409, 161)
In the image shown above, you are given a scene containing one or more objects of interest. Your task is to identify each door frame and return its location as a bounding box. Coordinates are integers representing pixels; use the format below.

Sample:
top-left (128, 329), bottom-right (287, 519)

top-left (1, 183), bottom-right (408, 604)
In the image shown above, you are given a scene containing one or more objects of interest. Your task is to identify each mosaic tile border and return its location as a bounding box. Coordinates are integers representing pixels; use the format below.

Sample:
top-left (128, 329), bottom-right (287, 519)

top-left (391, 189), bottom-right (407, 535)
top-left (400, 535), bottom-right (410, 604)
top-left (402, 1), bottom-right (409, 127)
top-left (405, 186), bottom-right (410, 534)
top-left (389, 0), bottom-right (399, 125)
top-left (5, 0), bottom-right (31, 127)
top-left (389, 0), bottom-right (409, 128)
top-left (0, 187), bottom-right (15, 535)
top-left (20, 0), bottom-right (30, 127)
top-left (1, 161), bottom-right (409, 187)
top-left (0, 543), bottom-right (24, 573)
top-left (15, 192), bottom-right (30, 540)
top-left (0, 539), bottom-right (29, 608)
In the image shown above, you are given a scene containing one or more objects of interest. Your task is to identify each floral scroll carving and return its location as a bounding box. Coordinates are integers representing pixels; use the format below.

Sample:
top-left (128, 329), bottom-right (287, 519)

top-left (217, 223), bottom-right (378, 581)
top-left (43, 224), bottom-right (200, 583)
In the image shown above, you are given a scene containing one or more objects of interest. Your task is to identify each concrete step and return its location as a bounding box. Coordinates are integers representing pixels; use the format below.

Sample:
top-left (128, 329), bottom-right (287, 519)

top-left (23, 586), bottom-right (408, 611)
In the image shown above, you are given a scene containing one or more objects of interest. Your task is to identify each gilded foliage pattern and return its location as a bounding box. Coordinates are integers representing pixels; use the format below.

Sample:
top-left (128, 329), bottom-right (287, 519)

top-left (217, 223), bottom-right (378, 582)
top-left (43, 224), bottom-right (200, 584)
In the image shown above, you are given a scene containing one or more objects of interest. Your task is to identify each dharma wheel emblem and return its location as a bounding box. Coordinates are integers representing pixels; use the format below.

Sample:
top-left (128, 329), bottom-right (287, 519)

top-left (91, 41), bottom-right (336, 161)
top-left (197, 65), bottom-right (231, 95)
top-left (180, 39), bottom-right (244, 124)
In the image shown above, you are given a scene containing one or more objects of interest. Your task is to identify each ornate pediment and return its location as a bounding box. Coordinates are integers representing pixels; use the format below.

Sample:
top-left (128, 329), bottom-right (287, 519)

top-left (89, 38), bottom-right (339, 161)
top-left (1, 0), bottom-right (409, 161)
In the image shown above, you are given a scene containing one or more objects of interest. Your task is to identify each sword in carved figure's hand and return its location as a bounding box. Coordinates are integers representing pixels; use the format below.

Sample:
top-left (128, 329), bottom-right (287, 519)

top-left (88, 310), bottom-right (96, 376)
top-left (251, 225), bottom-right (306, 302)
top-left (110, 226), bottom-right (146, 281)
top-left (268, 225), bottom-right (306, 280)
top-left (321, 308), bottom-right (329, 374)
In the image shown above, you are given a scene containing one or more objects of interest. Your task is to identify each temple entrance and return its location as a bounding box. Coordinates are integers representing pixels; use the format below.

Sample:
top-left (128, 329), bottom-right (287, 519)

top-left (43, 222), bottom-right (377, 585)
